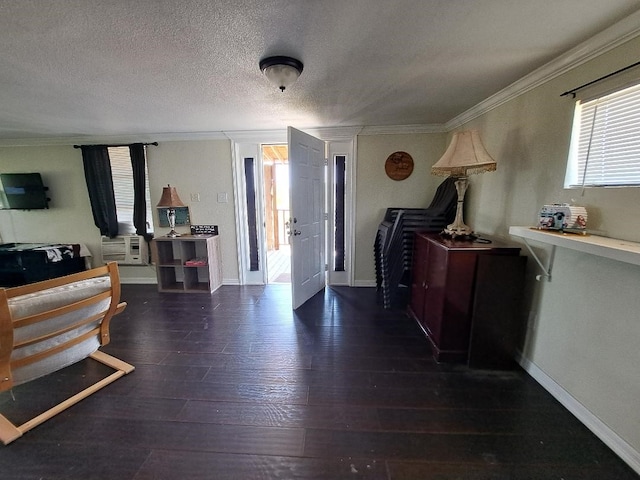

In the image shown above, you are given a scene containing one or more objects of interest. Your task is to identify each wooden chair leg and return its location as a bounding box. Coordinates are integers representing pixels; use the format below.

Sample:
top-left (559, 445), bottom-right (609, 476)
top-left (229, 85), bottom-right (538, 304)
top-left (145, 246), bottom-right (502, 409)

top-left (0, 414), bottom-right (22, 445)
top-left (1, 352), bottom-right (135, 445)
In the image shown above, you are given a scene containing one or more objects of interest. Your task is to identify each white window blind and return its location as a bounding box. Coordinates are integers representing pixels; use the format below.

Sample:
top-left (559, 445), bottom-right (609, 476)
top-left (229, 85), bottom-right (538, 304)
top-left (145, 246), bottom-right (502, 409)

top-left (108, 147), bottom-right (154, 231)
top-left (565, 81), bottom-right (640, 188)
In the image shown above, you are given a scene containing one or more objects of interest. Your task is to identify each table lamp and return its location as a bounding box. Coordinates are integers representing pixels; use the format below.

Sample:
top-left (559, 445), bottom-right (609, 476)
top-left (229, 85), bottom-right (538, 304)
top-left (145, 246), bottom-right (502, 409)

top-left (431, 130), bottom-right (497, 238)
top-left (156, 184), bottom-right (185, 237)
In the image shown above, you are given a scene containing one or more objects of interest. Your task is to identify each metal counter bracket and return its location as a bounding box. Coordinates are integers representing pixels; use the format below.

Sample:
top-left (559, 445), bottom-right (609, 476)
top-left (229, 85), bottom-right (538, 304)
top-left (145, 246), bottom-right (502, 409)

top-left (521, 238), bottom-right (555, 282)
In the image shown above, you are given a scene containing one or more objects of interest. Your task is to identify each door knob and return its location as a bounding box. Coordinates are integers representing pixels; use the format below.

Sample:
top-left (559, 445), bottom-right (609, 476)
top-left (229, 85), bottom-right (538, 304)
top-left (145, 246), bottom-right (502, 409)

top-left (293, 230), bottom-right (302, 236)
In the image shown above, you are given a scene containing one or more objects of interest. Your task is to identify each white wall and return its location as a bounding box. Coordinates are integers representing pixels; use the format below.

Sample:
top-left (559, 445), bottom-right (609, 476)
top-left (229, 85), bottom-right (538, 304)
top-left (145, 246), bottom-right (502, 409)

top-left (354, 133), bottom-right (446, 284)
top-left (146, 140), bottom-right (238, 284)
top-left (0, 145), bottom-right (99, 252)
top-left (456, 35), bottom-right (640, 469)
top-left (0, 139), bottom-right (239, 284)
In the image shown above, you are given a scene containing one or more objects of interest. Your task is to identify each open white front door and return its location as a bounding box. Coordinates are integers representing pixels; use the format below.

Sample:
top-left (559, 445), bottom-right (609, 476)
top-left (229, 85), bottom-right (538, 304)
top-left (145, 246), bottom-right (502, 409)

top-left (288, 127), bottom-right (325, 309)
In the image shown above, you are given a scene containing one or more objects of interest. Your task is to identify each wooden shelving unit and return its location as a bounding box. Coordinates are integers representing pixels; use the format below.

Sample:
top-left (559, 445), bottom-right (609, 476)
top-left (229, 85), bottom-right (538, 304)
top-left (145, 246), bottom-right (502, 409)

top-left (152, 235), bottom-right (222, 293)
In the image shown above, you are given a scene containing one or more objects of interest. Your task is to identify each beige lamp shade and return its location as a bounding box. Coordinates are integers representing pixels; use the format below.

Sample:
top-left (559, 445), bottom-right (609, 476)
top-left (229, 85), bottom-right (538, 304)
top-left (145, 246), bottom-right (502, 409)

top-left (430, 130), bottom-right (497, 238)
top-left (156, 185), bottom-right (185, 208)
top-left (431, 130), bottom-right (497, 177)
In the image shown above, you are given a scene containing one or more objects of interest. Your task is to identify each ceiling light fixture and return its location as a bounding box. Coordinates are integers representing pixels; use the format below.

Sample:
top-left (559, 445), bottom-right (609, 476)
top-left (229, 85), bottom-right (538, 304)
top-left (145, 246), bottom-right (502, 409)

top-left (259, 56), bottom-right (304, 92)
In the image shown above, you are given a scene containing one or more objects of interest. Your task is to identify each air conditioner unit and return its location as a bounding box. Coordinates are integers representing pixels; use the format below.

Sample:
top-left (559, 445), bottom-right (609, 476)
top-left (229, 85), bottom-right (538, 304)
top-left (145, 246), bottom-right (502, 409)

top-left (101, 235), bottom-right (149, 265)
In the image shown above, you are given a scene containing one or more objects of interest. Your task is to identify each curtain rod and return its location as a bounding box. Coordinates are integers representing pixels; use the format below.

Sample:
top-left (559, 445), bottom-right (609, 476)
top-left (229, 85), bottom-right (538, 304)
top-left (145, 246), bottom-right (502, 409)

top-left (73, 142), bottom-right (158, 149)
top-left (560, 60), bottom-right (640, 98)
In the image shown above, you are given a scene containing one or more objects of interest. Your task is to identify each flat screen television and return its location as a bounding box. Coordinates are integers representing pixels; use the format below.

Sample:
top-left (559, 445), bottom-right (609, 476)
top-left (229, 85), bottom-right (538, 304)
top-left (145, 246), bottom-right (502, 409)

top-left (0, 173), bottom-right (49, 210)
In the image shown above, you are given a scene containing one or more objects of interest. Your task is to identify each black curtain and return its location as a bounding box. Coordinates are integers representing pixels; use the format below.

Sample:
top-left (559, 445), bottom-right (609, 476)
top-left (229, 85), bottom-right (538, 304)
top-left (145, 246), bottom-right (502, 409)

top-left (129, 143), bottom-right (152, 240)
top-left (81, 146), bottom-right (118, 237)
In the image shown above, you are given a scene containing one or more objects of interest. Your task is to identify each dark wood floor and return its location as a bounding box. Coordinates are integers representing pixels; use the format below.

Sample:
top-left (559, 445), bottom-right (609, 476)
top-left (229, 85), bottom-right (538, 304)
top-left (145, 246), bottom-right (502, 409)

top-left (1, 285), bottom-right (637, 479)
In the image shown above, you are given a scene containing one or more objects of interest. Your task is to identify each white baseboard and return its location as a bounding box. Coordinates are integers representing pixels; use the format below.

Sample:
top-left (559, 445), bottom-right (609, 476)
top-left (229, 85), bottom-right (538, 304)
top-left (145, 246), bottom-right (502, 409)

top-left (121, 278), bottom-right (240, 286)
top-left (120, 277), bottom-right (156, 285)
top-left (353, 280), bottom-right (376, 287)
top-left (517, 354), bottom-right (640, 475)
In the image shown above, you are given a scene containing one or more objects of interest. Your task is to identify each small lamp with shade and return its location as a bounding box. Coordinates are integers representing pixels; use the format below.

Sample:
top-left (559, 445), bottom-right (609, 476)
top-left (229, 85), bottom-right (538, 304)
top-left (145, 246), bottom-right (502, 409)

top-left (431, 130), bottom-right (497, 238)
top-left (156, 184), bottom-right (185, 237)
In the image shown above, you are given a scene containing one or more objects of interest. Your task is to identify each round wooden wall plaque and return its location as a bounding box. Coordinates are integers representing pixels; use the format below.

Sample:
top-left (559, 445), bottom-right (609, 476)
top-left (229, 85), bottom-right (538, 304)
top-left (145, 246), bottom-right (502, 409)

top-left (385, 151), bottom-right (414, 180)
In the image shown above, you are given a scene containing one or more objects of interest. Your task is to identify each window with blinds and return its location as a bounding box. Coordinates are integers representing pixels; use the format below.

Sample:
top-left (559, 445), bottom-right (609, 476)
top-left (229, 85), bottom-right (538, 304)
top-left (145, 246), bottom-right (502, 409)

top-left (108, 147), bottom-right (154, 231)
top-left (565, 81), bottom-right (640, 188)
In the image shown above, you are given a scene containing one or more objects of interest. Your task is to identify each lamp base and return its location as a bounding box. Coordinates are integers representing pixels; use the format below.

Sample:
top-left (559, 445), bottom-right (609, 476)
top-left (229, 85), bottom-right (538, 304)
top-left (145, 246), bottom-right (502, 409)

top-left (440, 228), bottom-right (477, 240)
top-left (441, 176), bottom-right (475, 240)
top-left (165, 208), bottom-right (180, 237)
top-left (442, 225), bottom-right (475, 237)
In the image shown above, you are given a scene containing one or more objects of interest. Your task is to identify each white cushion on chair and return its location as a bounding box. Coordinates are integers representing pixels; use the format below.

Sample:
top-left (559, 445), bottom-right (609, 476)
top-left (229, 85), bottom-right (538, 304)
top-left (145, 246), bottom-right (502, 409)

top-left (7, 276), bottom-right (112, 386)
top-left (8, 276), bottom-right (111, 320)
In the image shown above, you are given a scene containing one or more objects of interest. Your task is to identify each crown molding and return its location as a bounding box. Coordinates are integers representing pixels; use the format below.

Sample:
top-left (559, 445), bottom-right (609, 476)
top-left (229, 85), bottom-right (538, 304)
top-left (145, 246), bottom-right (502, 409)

top-left (359, 124), bottom-right (445, 135)
top-left (222, 129), bottom-right (287, 143)
top-left (0, 124), bottom-right (448, 148)
top-left (223, 127), bottom-right (362, 143)
top-left (445, 9), bottom-right (640, 130)
top-left (0, 131), bottom-right (229, 147)
top-left (300, 126), bottom-right (364, 141)
top-left (225, 124), bottom-right (443, 142)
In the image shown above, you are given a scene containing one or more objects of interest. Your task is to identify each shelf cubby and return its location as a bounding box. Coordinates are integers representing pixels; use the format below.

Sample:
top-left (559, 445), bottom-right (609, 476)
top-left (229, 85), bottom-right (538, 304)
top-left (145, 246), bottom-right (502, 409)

top-left (151, 235), bottom-right (222, 293)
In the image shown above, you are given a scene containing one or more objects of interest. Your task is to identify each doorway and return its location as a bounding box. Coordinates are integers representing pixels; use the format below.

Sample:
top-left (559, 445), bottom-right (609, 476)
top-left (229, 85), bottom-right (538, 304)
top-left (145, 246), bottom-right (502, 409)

top-left (233, 134), bottom-right (354, 291)
top-left (262, 144), bottom-right (291, 284)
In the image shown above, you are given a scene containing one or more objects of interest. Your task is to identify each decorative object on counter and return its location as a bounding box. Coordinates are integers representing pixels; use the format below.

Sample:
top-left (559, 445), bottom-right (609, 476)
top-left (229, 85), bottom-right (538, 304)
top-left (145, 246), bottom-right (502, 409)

top-left (190, 225), bottom-right (219, 236)
top-left (538, 203), bottom-right (587, 234)
top-left (156, 184), bottom-right (185, 237)
top-left (259, 56), bottom-right (304, 92)
top-left (384, 151), bottom-right (414, 180)
top-left (431, 130), bottom-right (497, 238)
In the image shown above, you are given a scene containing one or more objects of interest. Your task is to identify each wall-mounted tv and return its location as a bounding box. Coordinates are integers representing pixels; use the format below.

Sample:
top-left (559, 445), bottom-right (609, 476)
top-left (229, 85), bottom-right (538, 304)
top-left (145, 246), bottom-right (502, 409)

top-left (0, 173), bottom-right (50, 210)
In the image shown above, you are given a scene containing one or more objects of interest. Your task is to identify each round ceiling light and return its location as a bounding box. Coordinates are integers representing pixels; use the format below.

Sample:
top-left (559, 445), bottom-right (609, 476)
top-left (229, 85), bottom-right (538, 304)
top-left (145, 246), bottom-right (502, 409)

top-left (259, 56), bottom-right (304, 92)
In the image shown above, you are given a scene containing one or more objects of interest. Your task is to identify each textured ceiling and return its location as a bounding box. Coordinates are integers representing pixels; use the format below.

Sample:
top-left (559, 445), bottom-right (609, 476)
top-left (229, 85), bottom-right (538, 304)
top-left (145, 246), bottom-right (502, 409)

top-left (1, 0), bottom-right (639, 142)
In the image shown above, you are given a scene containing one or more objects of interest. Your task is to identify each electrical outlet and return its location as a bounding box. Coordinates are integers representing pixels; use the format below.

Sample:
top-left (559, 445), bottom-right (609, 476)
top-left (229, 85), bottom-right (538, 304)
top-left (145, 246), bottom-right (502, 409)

top-left (217, 192), bottom-right (228, 203)
top-left (190, 193), bottom-right (200, 202)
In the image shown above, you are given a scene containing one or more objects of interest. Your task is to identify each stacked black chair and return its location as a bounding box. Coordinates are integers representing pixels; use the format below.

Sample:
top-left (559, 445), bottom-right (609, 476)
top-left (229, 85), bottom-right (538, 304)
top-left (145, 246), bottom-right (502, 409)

top-left (374, 177), bottom-right (458, 309)
top-left (374, 209), bottom-right (406, 309)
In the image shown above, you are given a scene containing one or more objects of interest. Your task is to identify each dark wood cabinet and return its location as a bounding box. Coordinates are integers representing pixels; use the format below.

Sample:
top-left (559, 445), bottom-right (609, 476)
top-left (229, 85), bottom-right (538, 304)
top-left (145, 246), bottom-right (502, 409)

top-left (409, 232), bottom-right (526, 369)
